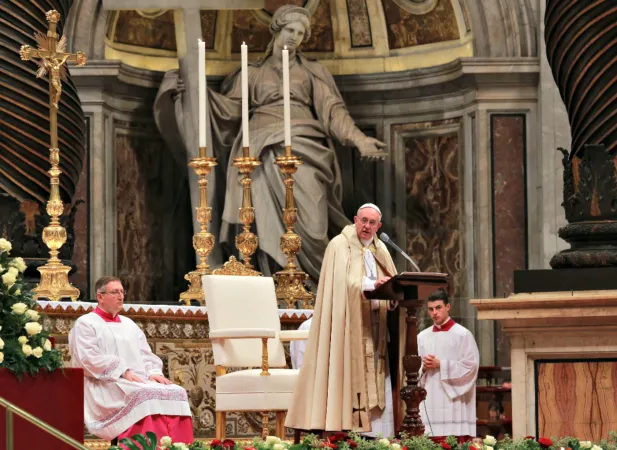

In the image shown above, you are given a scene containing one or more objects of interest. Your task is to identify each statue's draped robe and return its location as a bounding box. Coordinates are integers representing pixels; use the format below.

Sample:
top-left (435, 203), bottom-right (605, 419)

top-left (207, 55), bottom-right (366, 280)
top-left (285, 225), bottom-right (397, 432)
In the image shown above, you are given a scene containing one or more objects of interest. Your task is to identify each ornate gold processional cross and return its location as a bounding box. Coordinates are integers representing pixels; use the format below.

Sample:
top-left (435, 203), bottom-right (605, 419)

top-left (19, 10), bottom-right (87, 301)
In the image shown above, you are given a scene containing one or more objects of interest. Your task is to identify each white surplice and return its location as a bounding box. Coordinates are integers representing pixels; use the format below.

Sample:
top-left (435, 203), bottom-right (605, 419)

top-left (69, 312), bottom-right (191, 440)
top-left (417, 320), bottom-right (479, 437)
top-left (290, 241), bottom-right (396, 437)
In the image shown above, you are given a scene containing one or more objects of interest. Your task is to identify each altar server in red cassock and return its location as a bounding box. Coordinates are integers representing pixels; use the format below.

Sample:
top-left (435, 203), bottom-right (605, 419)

top-left (69, 276), bottom-right (193, 443)
top-left (417, 289), bottom-right (479, 441)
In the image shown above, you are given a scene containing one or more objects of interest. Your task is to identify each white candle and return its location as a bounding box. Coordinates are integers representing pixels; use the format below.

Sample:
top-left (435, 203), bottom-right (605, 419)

top-left (198, 39), bottom-right (207, 149)
top-left (282, 45), bottom-right (291, 148)
top-left (241, 42), bottom-right (249, 149)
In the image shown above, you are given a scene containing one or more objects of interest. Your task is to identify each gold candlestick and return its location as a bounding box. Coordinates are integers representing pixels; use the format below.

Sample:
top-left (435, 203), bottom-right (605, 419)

top-left (274, 148), bottom-right (313, 309)
top-left (179, 147), bottom-right (217, 305)
top-left (20, 10), bottom-right (86, 301)
top-left (233, 147), bottom-right (262, 270)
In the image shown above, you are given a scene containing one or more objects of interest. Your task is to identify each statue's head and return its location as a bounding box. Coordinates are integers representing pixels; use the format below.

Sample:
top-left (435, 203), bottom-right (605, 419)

top-left (269, 5), bottom-right (311, 53)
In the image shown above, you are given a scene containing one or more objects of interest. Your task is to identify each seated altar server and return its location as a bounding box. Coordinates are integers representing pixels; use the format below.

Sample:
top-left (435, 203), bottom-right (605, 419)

top-left (417, 289), bottom-right (479, 441)
top-left (69, 276), bottom-right (193, 443)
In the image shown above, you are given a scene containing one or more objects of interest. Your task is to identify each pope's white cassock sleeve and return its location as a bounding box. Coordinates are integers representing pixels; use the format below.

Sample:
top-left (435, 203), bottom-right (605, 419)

top-left (69, 312), bottom-right (191, 440)
top-left (417, 322), bottom-right (479, 437)
top-left (290, 317), bottom-right (313, 369)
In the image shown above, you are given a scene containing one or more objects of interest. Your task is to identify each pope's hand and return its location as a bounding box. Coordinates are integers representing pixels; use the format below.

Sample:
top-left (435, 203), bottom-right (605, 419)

top-left (149, 374), bottom-right (173, 385)
top-left (123, 369), bottom-right (144, 383)
top-left (356, 136), bottom-right (387, 160)
top-left (375, 276), bottom-right (391, 288)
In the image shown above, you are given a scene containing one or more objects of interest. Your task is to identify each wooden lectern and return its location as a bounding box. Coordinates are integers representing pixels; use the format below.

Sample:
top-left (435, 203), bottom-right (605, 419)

top-left (365, 272), bottom-right (448, 437)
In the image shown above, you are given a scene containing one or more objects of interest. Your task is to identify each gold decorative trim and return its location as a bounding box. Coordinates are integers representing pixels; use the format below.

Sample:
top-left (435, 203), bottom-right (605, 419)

top-left (212, 256), bottom-right (261, 276)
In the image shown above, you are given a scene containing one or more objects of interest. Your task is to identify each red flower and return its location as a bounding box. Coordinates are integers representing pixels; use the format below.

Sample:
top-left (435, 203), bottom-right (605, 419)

top-left (222, 439), bottom-right (235, 449)
top-left (440, 443), bottom-right (451, 450)
top-left (524, 436), bottom-right (535, 440)
top-left (346, 440), bottom-right (358, 448)
top-left (538, 437), bottom-right (553, 448)
top-left (325, 443), bottom-right (338, 449)
top-left (402, 447), bottom-right (408, 450)
top-left (329, 432), bottom-right (347, 443)
top-left (210, 440), bottom-right (223, 448)
top-left (244, 447), bottom-right (257, 450)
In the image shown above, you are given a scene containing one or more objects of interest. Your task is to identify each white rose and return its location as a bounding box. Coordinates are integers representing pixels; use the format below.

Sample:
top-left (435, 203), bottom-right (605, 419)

top-left (484, 447), bottom-right (494, 450)
top-left (0, 338), bottom-right (4, 350)
top-left (18, 336), bottom-right (28, 345)
top-left (11, 303), bottom-right (28, 315)
top-left (172, 444), bottom-right (188, 450)
top-left (43, 339), bottom-right (52, 351)
top-left (579, 442), bottom-right (592, 449)
top-left (7, 266), bottom-right (18, 277)
top-left (273, 444), bottom-right (285, 450)
top-left (591, 446), bottom-right (603, 450)
top-left (2, 271), bottom-right (17, 286)
top-left (483, 435), bottom-right (497, 446)
top-left (0, 352), bottom-right (3, 363)
top-left (0, 238), bottom-right (12, 253)
top-left (9, 257), bottom-right (27, 273)
top-left (391, 444), bottom-right (401, 450)
top-left (22, 344), bottom-right (32, 356)
top-left (14, 289), bottom-right (20, 295)
top-left (265, 436), bottom-right (281, 446)
top-left (378, 438), bottom-right (391, 446)
top-left (24, 322), bottom-right (42, 336)
top-left (160, 436), bottom-right (173, 448)
top-left (25, 310), bottom-right (40, 321)
top-left (32, 347), bottom-right (43, 358)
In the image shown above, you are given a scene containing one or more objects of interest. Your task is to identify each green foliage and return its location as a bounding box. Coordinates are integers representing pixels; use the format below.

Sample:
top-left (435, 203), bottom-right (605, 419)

top-left (104, 432), bottom-right (617, 450)
top-left (0, 241), bottom-right (63, 378)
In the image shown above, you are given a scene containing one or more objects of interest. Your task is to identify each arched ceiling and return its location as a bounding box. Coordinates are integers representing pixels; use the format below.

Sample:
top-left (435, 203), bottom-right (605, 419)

top-left (105, 0), bottom-right (473, 75)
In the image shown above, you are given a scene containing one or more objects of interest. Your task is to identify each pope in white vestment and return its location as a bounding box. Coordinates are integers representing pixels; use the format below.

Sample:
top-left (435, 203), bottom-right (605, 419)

top-left (286, 203), bottom-right (398, 437)
top-left (69, 277), bottom-right (193, 442)
top-left (417, 289), bottom-right (479, 439)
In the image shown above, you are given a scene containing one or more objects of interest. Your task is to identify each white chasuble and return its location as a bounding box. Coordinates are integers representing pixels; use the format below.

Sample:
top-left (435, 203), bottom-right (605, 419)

top-left (417, 321), bottom-right (479, 437)
top-left (69, 313), bottom-right (191, 440)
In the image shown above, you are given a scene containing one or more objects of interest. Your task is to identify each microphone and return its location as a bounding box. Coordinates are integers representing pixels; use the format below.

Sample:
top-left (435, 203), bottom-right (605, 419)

top-left (379, 232), bottom-right (421, 272)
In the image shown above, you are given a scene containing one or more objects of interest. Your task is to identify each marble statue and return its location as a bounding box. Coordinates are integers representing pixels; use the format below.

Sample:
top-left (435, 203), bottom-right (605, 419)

top-left (156, 5), bottom-right (386, 281)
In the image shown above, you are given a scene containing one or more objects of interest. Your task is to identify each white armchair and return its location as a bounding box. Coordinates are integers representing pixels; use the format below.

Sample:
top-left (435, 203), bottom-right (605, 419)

top-left (202, 274), bottom-right (309, 440)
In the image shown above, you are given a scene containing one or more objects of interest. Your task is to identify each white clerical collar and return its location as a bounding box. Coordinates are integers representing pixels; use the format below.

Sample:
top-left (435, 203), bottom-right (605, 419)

top-left (434, 317), bottom-right (452, 329)
top-left (361, 237), bottom-right (374, 248)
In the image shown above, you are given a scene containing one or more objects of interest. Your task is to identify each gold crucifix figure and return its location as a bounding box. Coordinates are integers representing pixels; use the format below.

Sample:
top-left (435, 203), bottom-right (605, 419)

top-left (19, 10), bottom-right (86, 301)
top-left (19, 10), bottom-right (86, 109)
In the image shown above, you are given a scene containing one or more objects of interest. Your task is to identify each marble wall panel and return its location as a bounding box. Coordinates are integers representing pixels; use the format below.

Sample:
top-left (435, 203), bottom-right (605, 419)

top-left (115, 123), bottom-right (194, 304)
top-left (491, 114), bottom-right (527, 366)
top-left (346, 0), bottom-right (373, 47)
top-left (396, 119), bottom-right (464, 308)
top-left (536, 360), bottom-right (617, 441)
top-left (381, 0), bottom-right (460, 49)
top-left (200, 11), bottom-right (218, 49)
top-left (69, 117), bottom-right (90, 298)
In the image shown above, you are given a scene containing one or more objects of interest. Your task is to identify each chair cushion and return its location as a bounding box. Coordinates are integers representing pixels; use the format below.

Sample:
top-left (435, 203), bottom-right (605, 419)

top-left (216, 369), bottom-right (299, 412)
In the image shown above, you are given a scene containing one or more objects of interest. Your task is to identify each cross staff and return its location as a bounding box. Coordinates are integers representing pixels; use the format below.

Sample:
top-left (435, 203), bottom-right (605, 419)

top-left (19, 10), bottom-right (86, 111)
top-left (18, 9), bottom-right (85, 301)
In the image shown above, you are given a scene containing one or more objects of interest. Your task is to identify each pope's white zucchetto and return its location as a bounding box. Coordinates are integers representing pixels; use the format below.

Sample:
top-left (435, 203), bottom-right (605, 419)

top-left (357, 203), bottom-right (382, 219)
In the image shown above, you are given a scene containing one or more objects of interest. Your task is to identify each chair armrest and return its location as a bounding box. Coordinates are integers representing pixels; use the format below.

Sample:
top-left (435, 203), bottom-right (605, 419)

top-left (209, 328), bottom-right (276, 339)
top-left (279, 330), bottom-right (309, 341)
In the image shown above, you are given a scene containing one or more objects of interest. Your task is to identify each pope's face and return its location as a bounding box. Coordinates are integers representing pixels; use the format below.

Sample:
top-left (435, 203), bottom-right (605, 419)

top-left (276, 21), bottom-right (306, 52)
top-left (353, 208), bottom-right (382, 242)
top-left (97, 280), bottom-right (125, 316)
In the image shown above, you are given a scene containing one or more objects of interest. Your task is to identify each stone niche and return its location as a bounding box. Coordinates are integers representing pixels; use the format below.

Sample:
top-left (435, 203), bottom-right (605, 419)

top-left (471, 291), bottom-right (617, 441)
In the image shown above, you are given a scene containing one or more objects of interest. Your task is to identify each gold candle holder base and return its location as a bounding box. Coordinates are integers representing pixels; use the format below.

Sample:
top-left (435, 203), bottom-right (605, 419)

top-left (274, 150), bottom-right (313, 309)
top-left (179, 150), bottom-right (217, 305)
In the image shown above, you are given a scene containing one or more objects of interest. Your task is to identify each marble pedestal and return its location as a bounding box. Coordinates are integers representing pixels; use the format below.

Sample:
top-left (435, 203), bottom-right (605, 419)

top-left (471, 291), bottom-right (617, 441)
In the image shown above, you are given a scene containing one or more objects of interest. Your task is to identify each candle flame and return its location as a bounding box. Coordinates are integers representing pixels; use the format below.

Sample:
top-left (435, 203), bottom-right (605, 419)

top-left (284, 45), bottom-right (287, 50)
top-left (243, 41), bottom-right (246, 46)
